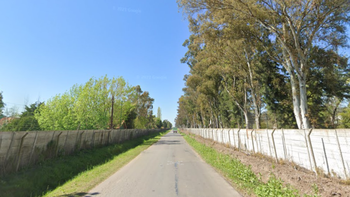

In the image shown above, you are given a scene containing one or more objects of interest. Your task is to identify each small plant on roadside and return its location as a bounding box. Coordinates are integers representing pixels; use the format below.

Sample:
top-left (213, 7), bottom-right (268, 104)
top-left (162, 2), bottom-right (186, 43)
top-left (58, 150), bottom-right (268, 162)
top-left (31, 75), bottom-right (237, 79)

top-left (255, 174), bottom-right (299, 197)
top-left (340, 178), bottom-right (350, 185)
top-left (279, 158), bottom-right (286, 165)
top-left (304, 184), bottom-right (319, 197)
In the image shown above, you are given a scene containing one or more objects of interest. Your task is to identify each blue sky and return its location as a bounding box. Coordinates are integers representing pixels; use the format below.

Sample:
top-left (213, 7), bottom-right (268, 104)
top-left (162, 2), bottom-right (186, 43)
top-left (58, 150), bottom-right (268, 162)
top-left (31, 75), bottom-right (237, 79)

top-left (0, 1), bottom-right (191, 125)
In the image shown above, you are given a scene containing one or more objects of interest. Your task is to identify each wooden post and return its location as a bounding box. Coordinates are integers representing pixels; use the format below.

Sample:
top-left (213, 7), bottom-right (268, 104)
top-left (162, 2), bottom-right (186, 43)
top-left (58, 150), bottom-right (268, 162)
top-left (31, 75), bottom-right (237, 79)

top-left (16, 132), bottom-right (29, 171)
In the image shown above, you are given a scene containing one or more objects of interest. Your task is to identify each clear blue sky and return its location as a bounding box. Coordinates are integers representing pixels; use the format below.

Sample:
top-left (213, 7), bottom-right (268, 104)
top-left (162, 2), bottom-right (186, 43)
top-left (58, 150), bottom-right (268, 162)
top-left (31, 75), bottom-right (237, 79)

top-left (0, 1), bottom-right (190, 125)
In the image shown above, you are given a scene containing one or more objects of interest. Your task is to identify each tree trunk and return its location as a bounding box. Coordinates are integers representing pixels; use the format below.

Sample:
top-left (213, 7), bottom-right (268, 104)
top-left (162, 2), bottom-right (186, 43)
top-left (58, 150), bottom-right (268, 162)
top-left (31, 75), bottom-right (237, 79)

top-left (245, 50), bottom-right (261, 129)
top-left (255, 113), bottom-right (260, 129)
top-left (298, 75), bottom-right (311, 129)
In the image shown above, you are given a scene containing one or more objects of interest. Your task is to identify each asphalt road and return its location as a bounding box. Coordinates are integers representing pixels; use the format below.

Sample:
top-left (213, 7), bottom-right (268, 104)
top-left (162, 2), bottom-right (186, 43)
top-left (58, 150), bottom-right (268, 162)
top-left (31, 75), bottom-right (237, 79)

top-left (85, 132), bottom-right (242, 197)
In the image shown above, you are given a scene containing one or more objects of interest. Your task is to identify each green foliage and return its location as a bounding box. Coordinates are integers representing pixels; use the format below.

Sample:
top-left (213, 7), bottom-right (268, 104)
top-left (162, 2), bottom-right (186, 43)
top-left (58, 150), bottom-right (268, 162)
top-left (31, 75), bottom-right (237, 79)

top-left (162, 119), bottom-right (172, 129)
top-left (255, 174), bottom-right (299, 197)
top-left (133, 85), bottom-right (156, 129)
top-left (157, 107), bottom-right (162, 120)
top-left (35, 76), bottom-right (149, 130)
top-left (183, 133), bottom-right (314, 196)
top-left (176, 0), bottom-right (350, 129)
top-left (0, 91), bottom-right (4, 118)
top-left (340, 104), bottom-right (350, 128)
top-left (155, 118), bottom-right (162, 129)
top-left (1, 102), bottom-right (42, 131)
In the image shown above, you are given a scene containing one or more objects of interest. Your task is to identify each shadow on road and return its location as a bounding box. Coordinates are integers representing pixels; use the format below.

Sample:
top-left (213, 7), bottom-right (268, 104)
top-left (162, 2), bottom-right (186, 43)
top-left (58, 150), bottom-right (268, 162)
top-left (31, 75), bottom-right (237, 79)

top-left (155, 140), bottom-right (181, 145)
top-left (57, 192), bottom-right (100, 197)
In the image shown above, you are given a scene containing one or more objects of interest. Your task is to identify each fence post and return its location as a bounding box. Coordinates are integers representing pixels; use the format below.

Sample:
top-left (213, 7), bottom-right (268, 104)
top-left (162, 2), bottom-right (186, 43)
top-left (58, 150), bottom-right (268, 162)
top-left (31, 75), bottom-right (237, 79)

top-left (221, 129), bottom-right (224, 143)
top-left (16, 132), bottom-right (29, 171)
top-left (51, 131), bottom-right (56, 141)
top-left (271, 129), bottom-right (278, 163)
top-left (307, 129), bottom-right (318, 177)
top-left (107, 130), bottom-right (112, 144)
top-left (321, 138), bottom-right (330, 175)
top-left (29, 131), bottom-right (38, 164)
top-left (303, 129), bottom-right (313, 171)
top-left (5, 132), bottom-right (16, 162)
top-left (91, 131), bottom-right (95, 148)
top-left (233, 129), bottom-right (236, 148)
top-left (228, 129), bottom-right (231, 147)
top-left (281, 129), bottom-right (287, 160)
top-left (335, 130), bottom-right (348, 179)
top-left (100, 131), bottom-right (104, 146)
top-left (251, 130), bottom-right (255, 154)
top-left (238, 129), bottom-right (241, 151)
top-left (79, 131), bottom-right (85, 150)
top-left (56, 132), bottom-right (63, 156)
top-left (267, 129), bottom-right (272, 157)
top-left (63, 131), bottom-right (69, 154)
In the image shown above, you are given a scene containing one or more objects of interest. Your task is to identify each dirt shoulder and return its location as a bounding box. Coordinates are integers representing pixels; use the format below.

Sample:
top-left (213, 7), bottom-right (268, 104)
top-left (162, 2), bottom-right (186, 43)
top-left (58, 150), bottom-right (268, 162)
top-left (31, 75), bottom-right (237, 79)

top-left (189, 133), bottom-right (350, 197)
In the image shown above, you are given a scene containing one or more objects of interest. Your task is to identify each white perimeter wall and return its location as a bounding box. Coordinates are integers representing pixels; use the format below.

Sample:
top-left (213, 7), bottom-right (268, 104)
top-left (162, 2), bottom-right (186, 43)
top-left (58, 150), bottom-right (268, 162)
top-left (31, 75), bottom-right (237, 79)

top-left (183, 128), bottom-right (350, 179)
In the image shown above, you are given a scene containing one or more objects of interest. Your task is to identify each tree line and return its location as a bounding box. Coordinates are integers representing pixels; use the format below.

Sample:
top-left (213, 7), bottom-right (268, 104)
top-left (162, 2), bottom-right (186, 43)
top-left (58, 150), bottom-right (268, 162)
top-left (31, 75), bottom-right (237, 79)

top-left (0, 76), bottom-right (172, 131)
top-left (175, 0), bottom-right (350, 129)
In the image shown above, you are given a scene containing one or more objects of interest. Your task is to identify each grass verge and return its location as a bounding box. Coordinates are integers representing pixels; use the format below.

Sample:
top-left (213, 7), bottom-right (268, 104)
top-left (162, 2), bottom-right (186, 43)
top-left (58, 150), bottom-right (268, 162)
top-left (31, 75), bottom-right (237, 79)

top-left (182, 132), bottom-right (319, 197)
top-left (0, 130), bottom-right (168, 197)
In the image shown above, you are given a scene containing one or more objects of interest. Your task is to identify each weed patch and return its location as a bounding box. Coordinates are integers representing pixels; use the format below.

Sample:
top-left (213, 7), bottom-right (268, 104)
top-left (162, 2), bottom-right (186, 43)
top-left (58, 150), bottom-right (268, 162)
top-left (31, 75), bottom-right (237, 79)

top-left (182, 133), bottom-right (319, 197)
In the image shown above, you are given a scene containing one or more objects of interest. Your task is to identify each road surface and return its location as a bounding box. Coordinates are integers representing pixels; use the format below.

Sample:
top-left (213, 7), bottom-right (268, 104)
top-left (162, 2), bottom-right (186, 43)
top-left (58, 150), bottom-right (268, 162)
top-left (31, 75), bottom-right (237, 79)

top-left (85, 132), bottom-right (242, 197)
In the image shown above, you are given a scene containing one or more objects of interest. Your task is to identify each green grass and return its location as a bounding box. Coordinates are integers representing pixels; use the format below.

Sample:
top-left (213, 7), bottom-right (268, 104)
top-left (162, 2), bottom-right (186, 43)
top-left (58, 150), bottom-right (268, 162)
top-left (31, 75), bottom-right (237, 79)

top-left (182, 133), bottom-right (319, 197)
top-left (0, 130), bottom-right (168, 197)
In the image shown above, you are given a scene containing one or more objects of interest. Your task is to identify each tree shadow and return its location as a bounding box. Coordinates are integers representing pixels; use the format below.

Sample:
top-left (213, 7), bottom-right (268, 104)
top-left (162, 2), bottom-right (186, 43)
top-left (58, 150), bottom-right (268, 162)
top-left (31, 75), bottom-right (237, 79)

top-left (57, 192), bottom-right (100, 197)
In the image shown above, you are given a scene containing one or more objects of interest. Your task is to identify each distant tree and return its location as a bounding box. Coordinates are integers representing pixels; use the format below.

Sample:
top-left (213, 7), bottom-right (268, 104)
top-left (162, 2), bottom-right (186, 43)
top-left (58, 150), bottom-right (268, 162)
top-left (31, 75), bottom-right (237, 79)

top-left (157, 107), bottom-right (162, 120)
top-left (0, 91), bottom-right (4, 119)
top-left (340, 104), bottom-right (350, 128)
top-left (162, 120), bottom-right (167, 128)
top-left (134, 85), bottom-right (156, 129)
top-left (1, 102), bottom-right (42, 131)
top-left (35, 76), bottom-right (136, 131)
top-left (162, 119), bottom-right (172, 129)
top-left (155, 118), bottom-right (162, 129)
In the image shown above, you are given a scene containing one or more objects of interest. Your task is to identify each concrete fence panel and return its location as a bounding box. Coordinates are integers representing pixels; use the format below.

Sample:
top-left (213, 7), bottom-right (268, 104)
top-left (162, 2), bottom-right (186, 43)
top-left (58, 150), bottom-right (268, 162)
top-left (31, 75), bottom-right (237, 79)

top-left (0, 129), bottom-right (166, 176)
top-left (182, 128), bottom-right (350, 179)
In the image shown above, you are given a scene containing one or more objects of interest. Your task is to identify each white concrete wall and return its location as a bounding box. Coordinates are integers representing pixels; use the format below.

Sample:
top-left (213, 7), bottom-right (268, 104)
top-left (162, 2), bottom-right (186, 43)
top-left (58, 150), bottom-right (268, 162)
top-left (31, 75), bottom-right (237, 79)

top-left (183, 128), bottom-right (350, 179)
top-left (0, 129), bottom-right (164, 175)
